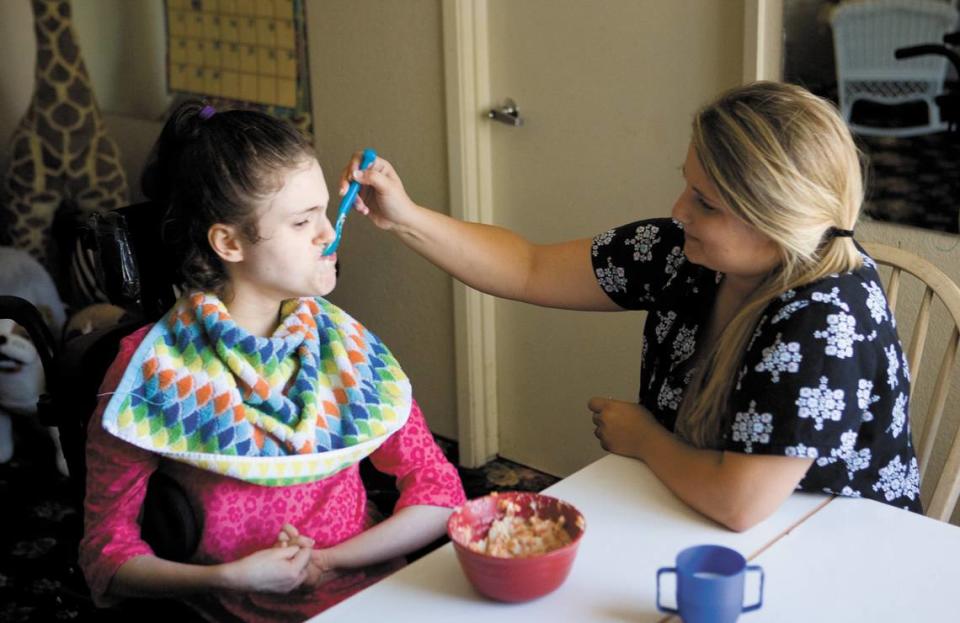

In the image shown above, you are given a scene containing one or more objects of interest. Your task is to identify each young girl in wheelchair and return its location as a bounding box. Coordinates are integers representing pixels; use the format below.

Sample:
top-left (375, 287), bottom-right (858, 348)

top-left (78, 101), bottom-right (465, 622)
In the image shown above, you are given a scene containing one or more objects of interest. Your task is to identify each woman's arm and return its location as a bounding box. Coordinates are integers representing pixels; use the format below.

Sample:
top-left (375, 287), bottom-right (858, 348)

top-left (342, 153), bottom-right (620, 311)
top-left (588, 397), bottom-right (813, 531)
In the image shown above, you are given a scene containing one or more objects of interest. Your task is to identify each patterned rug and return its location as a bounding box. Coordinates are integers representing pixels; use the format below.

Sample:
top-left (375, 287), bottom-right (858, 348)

top-left (0, 416), bottom-right (558, 622)
top-left (858, 130), bottom-right (960, 234)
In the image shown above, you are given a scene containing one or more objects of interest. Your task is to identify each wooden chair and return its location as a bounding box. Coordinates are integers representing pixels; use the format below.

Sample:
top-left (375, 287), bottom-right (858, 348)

top-left (862, 242), bottom-right (960, 521)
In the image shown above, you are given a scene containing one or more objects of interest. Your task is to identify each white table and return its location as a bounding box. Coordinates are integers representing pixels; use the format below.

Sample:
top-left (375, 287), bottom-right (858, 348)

top-left (308, 455), bottom-right (829, 622)
top-left (752, 495), bottom-right (960, 621)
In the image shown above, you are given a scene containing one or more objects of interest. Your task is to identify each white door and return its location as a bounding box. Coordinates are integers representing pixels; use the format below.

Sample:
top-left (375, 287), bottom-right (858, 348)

top-left (448, 0), bottom-right (771, 476)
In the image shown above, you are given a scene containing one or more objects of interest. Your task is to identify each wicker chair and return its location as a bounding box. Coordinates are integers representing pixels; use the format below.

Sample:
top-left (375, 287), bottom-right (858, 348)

top-left (831, 0), bottom-right (959, 137)
top-left (862, 242), bottom-right (960, 522)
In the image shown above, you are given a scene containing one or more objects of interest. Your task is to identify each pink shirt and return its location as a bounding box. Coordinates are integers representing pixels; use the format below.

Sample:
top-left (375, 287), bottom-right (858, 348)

top-left (79, 326), bottom-right (466, 622)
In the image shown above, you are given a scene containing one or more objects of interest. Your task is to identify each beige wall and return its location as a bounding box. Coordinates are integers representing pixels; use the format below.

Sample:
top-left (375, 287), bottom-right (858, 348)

top-left (305, 0), bottom-right (458, 438)
top-left (0, 0), bottom-right (36, 174)
top-left (70, 0), bottom-right (171, 121)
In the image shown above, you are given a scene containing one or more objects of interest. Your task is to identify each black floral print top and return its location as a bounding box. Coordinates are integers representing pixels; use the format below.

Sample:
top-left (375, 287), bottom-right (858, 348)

top-left (591, 218), bottom-right (922, 513)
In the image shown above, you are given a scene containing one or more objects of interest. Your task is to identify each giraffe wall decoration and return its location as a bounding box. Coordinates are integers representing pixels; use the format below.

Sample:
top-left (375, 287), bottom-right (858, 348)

top-left (0, 0), bottom-right (129, 277)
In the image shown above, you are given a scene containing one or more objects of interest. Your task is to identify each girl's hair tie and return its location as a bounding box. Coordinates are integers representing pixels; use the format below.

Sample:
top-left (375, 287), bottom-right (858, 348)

top-left (199, 105), bottom-right (216, 121)
top-left (827, 227), bottom-right (854, 239)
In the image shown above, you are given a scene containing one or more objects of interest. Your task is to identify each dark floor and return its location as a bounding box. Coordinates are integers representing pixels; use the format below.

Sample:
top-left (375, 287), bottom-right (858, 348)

top-left (0, 417), bottom-right (558, 622)
top-left (857, 128), bottom-right (960, 234)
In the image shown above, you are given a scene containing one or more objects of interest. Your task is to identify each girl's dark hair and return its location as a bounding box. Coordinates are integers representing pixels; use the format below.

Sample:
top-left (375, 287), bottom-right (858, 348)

top-left (141, 100), bottom-right (314, 293)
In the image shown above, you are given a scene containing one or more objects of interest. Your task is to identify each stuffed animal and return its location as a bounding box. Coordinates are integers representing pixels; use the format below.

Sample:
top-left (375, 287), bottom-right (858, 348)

top-left (63, 302), bottom-right (128, 343)
top-left (0, 246), bottom-right (68, 475)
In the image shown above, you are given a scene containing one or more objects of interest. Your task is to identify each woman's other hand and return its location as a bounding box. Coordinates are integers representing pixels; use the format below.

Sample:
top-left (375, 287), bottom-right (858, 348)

top-left (222, 544), bottom-right (311, 594)
top-left (587, 397), bottom-right (655, 459)
top-left (339, 152), bottom-right (416, 231)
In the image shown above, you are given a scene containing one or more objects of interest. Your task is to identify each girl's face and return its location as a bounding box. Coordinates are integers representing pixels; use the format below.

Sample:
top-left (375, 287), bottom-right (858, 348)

top-left (229, 158), bottom-right (337, 303)
top-left (671, 144), bottom-right (780, 284)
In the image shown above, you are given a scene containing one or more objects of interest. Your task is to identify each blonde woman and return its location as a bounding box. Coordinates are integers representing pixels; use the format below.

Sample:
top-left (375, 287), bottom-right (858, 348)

top-left (342, 81), bottom-right (920, 530)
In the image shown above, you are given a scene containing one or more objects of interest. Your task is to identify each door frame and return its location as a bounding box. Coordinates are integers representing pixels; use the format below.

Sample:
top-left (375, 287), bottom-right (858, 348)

top-left (441, 0), bottom-right (784, 468)
top-left (743, 0), bottom-right (784, 83)
top-left (441, 0), bottom-right (497, 468)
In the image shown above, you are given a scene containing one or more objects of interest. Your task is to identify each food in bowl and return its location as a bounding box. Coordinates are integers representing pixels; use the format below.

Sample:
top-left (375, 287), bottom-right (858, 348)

top-left (467, 496), bottom-right (575, 557)
top-left (447, 491), bottom-right (586, 602)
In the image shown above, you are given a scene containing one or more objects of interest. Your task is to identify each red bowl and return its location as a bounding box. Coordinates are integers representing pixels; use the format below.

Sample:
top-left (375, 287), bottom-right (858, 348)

top-left (447, 491), bottom-right (586, 603)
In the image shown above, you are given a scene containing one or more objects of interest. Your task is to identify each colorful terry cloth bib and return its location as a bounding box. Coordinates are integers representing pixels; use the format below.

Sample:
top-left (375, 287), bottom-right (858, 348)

top-left (101, 292), bottom-right (411, 486)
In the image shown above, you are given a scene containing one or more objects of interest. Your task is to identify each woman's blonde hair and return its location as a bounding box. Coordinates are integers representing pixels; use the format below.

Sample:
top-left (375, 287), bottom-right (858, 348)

top-left (675, 81), bottom-right (865, 448)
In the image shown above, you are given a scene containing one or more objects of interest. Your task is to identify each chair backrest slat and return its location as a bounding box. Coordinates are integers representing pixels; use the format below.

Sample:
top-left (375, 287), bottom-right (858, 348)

top-left (886, 266), bottom-right (902, 310)
top-left (906, 287), bottom-right (934, 392)
top-left (862, 242), bottom-right (960, 523)
top-left (918, 326), bottom-right (959, 478)
top-left (926, 328), bottom-right (960, 522)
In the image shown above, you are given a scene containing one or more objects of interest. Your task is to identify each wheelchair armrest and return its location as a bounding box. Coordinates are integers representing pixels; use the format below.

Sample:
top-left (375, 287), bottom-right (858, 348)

top-left (895, 44), bottom-right (960, 76)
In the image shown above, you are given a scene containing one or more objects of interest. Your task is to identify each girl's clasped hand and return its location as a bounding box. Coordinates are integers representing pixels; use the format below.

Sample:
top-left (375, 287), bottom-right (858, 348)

top-left (270, 524), bottom-right (343, 591)
top-left (224, 542), bottom-right (312, 594)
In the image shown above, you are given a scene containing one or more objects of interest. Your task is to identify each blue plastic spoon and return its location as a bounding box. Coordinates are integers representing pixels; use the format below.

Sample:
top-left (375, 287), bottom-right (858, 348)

top-left (323, 148), bottom-right (377, 256)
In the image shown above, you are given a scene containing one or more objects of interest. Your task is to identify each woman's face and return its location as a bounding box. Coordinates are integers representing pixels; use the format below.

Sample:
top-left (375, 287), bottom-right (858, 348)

top-left (229, 158), bottom-right (338, 302)
top-left (671, 143), bottom-right (780, 284)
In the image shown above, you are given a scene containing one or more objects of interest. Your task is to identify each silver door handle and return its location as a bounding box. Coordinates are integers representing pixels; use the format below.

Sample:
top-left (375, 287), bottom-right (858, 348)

top-left (488, 98), bottom-right (523, 127)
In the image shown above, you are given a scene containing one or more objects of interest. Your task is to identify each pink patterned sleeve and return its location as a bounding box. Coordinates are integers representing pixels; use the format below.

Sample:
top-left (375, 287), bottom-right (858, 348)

top-left (78, 325), bottom-right (158, 606)
top-left (368, 400), bottom-right (466, 511)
